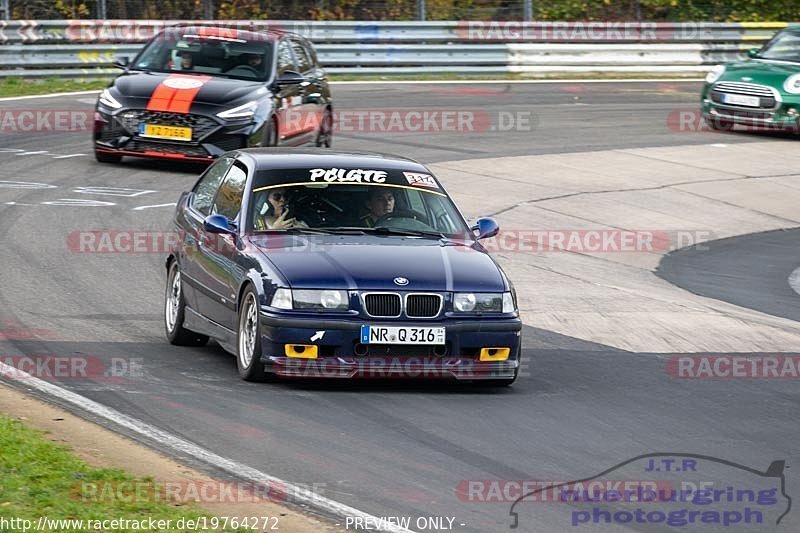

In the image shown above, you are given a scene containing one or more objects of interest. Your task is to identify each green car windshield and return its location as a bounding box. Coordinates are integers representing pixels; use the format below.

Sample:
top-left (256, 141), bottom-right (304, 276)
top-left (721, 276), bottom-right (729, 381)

top-left (759, 30), bottom-right (800, 63)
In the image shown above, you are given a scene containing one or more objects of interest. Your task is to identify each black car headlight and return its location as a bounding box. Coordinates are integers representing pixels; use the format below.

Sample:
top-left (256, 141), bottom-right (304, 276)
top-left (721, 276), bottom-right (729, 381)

top-left (98, 89), bottom-right (122, 110)
top-left (271, 288), bottom-right (349, 311)
top-left (453, 292), bottom-right (515, 314)
top-left (217, 100), bottom-right (258, 120)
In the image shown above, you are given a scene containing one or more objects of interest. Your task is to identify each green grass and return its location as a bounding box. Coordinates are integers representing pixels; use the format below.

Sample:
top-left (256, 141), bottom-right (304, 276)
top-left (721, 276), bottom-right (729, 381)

top-left (0, 78), bottom-right (109, 98)
top-left (0, 414), bottom-right (244, 532)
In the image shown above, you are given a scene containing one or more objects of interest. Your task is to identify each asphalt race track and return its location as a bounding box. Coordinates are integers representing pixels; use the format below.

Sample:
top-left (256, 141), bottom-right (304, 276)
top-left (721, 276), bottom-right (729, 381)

top-left (2, 81), bottom-right (800, 532)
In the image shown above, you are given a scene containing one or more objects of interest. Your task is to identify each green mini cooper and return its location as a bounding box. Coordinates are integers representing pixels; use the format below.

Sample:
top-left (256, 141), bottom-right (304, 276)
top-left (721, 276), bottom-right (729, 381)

top-left (701, 26), bottom-right (800, 131)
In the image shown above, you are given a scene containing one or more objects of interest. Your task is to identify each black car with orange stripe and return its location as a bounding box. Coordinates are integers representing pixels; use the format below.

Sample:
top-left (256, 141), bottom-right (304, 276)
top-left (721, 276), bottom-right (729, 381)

top-left (94, 26), bottom-right (332, 164)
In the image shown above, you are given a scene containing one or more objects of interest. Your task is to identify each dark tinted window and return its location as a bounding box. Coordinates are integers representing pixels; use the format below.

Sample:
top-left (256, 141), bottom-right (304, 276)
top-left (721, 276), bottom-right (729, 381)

top-left (277, 40), bottom-right (296, 74)
top-left (131, 31), bottom-right (274, 81)
top-left (192, 157), bottom-right (233, 215)
top-left (212, 162), bottom-right (248, 220)
top-left (290, 40), bottom-right (311, 72)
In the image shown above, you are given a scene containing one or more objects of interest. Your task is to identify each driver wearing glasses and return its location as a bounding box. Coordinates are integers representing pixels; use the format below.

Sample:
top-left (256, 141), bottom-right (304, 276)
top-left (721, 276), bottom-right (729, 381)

top-left (255, 188), bottom-right (305, 230)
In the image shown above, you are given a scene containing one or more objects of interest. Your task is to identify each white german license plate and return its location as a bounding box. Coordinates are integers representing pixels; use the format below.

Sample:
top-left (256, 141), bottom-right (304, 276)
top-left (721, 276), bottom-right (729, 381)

top-left (722, 93), bottom-right (760, 107)
top-left (361, 325), bottom-right (445, 345)
top-left (138, 123), bottom-right (192, 141)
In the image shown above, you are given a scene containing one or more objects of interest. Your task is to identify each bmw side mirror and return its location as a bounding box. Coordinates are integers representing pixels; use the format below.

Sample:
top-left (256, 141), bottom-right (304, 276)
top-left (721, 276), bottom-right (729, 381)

top-left (275, 70), bottom-right (305, 87)
top-left (747, 48), bottom-right (760, 58)
top-left (472, 217), bottom-right (499, 240)
top-left (113, 56), bottom-right (130, 69)
top-left (203, 214), bottom-right (236, 234)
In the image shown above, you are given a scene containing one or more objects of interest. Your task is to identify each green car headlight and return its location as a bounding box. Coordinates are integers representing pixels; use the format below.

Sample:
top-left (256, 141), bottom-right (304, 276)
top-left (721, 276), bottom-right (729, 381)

top-left (454, 292), bottom-right (514, 313)
top-left (292, 289), bottom-right (349, 311)
top-left (784, 74), bottom-right (800, 95)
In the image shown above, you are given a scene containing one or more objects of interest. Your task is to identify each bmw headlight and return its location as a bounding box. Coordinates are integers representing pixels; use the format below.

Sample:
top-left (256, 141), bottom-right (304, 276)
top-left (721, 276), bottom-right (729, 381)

top-left (275, 289), bottom-right (349, 311)
top-left (705, 65), bottom-right (726, 84)
top-left (784, 74), bottom-right (800, 94)
top-left (270, 288), bottom-right (292, 310)
top-left (453, 292), bottom-right (515, 313)
top-left (217, 100), bottom-right (258, 119)
top-left (98, 89), bottom-right (122, 110)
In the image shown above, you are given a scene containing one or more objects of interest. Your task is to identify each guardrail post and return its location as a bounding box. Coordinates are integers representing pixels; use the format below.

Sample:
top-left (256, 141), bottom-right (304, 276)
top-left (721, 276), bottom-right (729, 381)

top-left (523, 0), bottom-right (532, 21)
top-left (0, 0), bottom-right (9, 20)
top-left (417, 0), bottom-right (425, 21)
top-left (97, 0), bottom-right (107, 19)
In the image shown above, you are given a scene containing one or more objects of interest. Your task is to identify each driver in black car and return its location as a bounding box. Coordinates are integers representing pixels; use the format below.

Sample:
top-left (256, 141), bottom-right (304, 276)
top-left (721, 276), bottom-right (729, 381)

top-left (360, 187), bottom-right (395, 227)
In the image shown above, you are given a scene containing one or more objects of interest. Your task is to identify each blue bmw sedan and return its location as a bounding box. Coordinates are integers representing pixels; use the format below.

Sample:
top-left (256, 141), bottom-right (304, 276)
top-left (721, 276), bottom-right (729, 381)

top-left (164, 149), bottom-right (522, 385)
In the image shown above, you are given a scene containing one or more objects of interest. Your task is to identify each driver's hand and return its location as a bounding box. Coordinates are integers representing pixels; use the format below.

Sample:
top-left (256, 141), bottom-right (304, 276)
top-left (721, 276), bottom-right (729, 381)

top-left (270, 210), bottom-right (298, 229)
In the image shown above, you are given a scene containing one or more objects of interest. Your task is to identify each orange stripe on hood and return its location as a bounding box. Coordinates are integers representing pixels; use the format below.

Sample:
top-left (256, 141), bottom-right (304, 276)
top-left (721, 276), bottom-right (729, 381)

top-left (146, 74), bottom-right (211, 114)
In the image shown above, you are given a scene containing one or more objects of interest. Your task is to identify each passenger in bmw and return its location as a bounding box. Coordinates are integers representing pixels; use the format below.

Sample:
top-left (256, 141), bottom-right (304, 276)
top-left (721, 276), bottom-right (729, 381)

top-left (360, 187), bottom-right (396, 227)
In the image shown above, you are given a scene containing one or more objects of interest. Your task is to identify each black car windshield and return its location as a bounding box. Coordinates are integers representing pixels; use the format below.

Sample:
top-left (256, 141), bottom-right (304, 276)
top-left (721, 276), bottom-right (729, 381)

top-left (759, 30), bottom-right (800, 62)
top-left (249, 168), bottom-right (471, 238)
top-left (131, 29), bottom-right (274, 81)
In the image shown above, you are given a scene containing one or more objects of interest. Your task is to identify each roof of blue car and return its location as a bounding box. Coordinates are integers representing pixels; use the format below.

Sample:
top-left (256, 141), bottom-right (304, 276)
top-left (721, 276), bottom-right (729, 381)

top-left (239, 149), bottom-right (429, 172)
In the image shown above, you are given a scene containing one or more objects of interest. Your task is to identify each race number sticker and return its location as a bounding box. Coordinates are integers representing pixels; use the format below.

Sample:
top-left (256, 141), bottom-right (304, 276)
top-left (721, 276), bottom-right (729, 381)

top-left (403, 172), bottom-right (438, 188)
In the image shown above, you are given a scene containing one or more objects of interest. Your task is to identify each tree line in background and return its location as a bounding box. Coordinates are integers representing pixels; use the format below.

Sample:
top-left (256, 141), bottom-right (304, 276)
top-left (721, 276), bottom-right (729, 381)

top-left (9, 0), bottom-right (800, 21)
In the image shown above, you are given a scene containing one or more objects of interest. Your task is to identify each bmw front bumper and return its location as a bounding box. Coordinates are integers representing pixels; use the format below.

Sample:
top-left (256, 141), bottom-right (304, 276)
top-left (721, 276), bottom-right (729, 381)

top-left (258, 312), bottom-right (522, 380)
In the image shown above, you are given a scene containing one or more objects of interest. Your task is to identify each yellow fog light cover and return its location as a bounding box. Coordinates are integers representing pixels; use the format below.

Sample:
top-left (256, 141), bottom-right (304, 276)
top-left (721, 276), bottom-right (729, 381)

top-left (285, 344), bottom-right (318, 359)
top-left (479, 347), bottom-right (510, 362)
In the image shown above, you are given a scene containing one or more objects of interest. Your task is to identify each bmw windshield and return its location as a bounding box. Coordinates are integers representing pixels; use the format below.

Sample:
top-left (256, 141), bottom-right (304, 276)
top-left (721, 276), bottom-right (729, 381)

top-left (131, 31), bottom-right (274, 81)
top-left (247, 168), bottom-right (471, 238)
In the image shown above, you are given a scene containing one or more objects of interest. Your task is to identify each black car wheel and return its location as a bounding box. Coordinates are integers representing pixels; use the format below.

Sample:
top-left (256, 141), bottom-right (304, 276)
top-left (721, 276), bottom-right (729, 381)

top-left (236, 287), bottom-right (273, 381)
top-left (95, 150), bottom-right (122, 164)
top-left (165, 261), bottom-right (209, 346)
top-left (315, 108), bottom-right (332, 148)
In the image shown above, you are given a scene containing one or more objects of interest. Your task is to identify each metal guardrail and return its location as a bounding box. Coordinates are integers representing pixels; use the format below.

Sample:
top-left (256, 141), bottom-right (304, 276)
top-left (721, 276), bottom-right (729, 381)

top-left (0, 20), bottom-right (793, 78)
top-left (0, 20), bottom-right (791, 44)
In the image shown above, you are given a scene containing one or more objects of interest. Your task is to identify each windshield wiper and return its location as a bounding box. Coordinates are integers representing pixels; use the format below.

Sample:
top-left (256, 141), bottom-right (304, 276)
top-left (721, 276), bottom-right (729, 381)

top-left (336, 226), bottom-right (447, 239)
top-left (257, 227), bottom-right (347, 235)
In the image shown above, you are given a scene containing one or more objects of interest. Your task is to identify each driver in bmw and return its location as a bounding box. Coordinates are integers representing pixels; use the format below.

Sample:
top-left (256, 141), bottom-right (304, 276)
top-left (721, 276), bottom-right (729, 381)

top-left (360, 187), bottom-right (395, 227)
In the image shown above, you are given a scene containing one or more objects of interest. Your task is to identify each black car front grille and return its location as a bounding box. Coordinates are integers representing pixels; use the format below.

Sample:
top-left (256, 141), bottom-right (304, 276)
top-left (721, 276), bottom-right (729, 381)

top-left (124, 139), bottom-right (212, 158)
top-left (710, 82), bottom-right (777, 109)
top-left (406, 294), bottom-right (442, 318)
top-left (97, 118), bottom-right (128, 142)
top-left (115, 110), bottom-right (220, 141)
top-left (364, 293), bottom-right (401, 317)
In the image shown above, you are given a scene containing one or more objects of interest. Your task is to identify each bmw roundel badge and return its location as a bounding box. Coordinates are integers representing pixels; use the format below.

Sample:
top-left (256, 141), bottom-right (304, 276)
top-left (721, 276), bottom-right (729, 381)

top-left (393, 277), bottom-right (409, 286)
